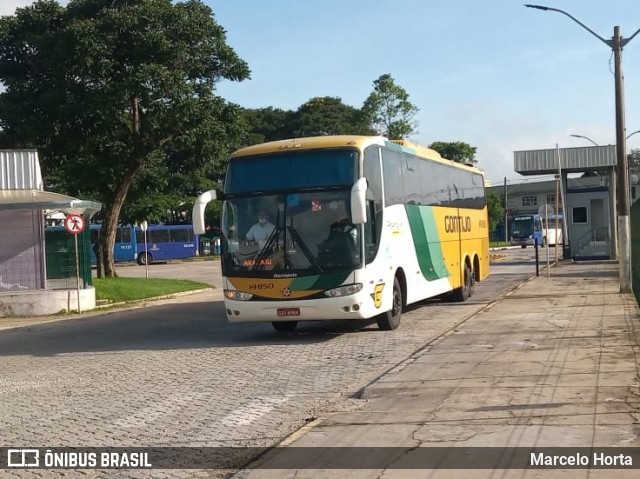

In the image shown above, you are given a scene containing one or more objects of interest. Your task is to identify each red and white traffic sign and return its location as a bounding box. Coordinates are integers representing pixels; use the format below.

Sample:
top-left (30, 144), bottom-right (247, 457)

top-left (64, 214), bottom-right (86, 235)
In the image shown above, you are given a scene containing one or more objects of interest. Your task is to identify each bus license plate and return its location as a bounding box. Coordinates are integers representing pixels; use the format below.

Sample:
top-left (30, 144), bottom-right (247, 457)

top-left (277, 308), bottom-right (300, 317)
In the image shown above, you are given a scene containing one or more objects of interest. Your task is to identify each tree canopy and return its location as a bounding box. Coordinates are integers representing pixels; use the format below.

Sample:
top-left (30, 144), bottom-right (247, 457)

top-left (361, 73), bottom-right (418, 139)
top-left (241, 96), bottom-right (374, 146)
top-left (0, 0), bottom-right (250, 277)
top-left (486, 192), bottom-right (504, 234)
top-left (428, 141), bottom-right (478, 165)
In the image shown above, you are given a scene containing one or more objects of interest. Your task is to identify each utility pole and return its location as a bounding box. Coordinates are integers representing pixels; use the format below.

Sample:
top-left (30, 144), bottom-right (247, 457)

top-left (504, 177), bottom-right (508, 244)
top-left (613, 26), bottom-right (631, 292)
top-left (525, 4), bottom-right (640, 292)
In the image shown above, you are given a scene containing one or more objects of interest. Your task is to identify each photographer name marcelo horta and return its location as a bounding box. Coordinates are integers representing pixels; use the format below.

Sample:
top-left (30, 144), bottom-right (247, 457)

top-left (531, 452), bottom-right (633, 467)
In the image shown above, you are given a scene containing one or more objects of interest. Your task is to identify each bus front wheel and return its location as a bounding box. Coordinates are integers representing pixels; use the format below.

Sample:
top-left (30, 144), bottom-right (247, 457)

top-left (137, 252), bottom-right (152, 265)
top-left (376, 277), bottom-right (402, 331)
top-left (272, 321), bottom-right (297, 332)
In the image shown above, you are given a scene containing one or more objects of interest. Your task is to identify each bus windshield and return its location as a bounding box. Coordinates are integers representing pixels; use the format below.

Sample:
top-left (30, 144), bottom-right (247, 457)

top-left (511, 216), bottom-right (534, 236)
top-left (221, 190), bottom-right (360, 277)
top-left (224, 149), bottom-right (357, 194)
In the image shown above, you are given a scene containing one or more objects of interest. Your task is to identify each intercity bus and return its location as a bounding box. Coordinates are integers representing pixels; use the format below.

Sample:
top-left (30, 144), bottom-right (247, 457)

top-left (193, 135), bottom-right (489, 331)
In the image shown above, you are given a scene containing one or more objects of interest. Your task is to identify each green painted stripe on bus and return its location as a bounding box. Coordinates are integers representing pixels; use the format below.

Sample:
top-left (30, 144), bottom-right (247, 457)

top-left (405, 205), bottom-right (448, 281)
top-left (290, 270), bottom-right (351, 290)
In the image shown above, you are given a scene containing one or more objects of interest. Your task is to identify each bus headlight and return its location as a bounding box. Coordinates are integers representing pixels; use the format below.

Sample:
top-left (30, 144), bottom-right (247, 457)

top-left (224, 290), bottom-right (253, 301)
top-left (324, 283), bottom-right (363, 298)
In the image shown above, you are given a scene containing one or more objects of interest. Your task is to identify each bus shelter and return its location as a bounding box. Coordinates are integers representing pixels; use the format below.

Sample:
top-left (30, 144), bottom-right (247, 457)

top-left (513, 145), bottom-right (617, 260)
top-left (1, 150), bottom-right (101, 316)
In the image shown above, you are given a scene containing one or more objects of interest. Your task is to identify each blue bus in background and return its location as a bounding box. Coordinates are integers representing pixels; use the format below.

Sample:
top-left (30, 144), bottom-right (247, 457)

top-left (509, 213), bottom-right (564, 248)
top-left (134, 224), bottom-right (198, 265)
top-left (88, 224), bottom-right (137, 263)
top-left (510, 214), bottom-right (543, 248)
top-left (50, 223), bottom-right (199, 265)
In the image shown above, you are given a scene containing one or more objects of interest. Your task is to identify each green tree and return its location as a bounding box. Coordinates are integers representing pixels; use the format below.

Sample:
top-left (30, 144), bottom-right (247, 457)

top-left (0, 0), bottom-right (249, 277)
top-left (486, 192), bottom-right (504, 235)
top-left (290, 96), bottom-right (374, 137)
top-left (428, 141), bottom-right (478, 165)
top-left (628, 148), bottom-right (640, 169)
top-left (241, 107), bottom-right (295, 145)
top-left (241, 97), bottom-right (374, 147)
top-left (362, 73), bottom-right (418, 139)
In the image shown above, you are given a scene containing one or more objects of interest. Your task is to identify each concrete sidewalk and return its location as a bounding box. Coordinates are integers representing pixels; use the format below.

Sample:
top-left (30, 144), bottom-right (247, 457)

top-left (236, 260), bottom-right (640, 478)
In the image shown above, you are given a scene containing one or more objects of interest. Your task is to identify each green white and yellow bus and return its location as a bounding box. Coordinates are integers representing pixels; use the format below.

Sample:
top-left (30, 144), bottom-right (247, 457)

top-left (193, 135), bottom-right (489, 331)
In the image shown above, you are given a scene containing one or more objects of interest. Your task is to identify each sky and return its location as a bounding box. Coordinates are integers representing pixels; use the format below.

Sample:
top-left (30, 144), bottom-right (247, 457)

top-left (3, 1), bottom-right (640, 186)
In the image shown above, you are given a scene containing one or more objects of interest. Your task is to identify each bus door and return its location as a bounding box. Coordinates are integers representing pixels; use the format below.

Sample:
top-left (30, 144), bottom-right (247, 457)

top-left (114, 226), bottom-right (136, 262)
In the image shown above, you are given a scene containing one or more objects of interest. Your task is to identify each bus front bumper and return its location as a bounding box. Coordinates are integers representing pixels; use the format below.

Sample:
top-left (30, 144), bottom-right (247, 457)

top-left (510, 237), bottom-right (534, 247)
top-left (223, 295), bottom-right (372, 323)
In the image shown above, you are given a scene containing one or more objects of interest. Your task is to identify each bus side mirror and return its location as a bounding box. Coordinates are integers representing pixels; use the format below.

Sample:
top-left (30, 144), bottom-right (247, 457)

top-left (193, 189), bottom-right (221, 235)
top-left (350, 178), bottom-right (367, 225)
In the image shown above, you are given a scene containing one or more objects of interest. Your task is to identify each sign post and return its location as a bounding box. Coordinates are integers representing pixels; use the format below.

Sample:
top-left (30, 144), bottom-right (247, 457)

top-left (140, 221), bottom-right (149, 279)
top-left (64, 214), bottom-right (86, 313)
top-left (538, 204), bottom-right (555, 279)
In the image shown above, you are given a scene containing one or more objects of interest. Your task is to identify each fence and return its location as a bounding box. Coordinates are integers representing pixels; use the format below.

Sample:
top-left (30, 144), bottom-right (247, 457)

top-left (631, 201), bottom-right (640, 304)
top-left (44, 228), bottom-right (92, 290)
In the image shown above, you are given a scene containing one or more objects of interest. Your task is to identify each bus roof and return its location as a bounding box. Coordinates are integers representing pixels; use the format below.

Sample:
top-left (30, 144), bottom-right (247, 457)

top-left (230, 135), bottom-right (485, 176)
top-left (390, 139), bottom-right (485, 175)
top-left (230, 135), bottom-right (384, 157)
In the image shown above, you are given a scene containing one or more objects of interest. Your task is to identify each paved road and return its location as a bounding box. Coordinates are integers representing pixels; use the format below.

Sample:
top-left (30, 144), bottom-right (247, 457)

top-left (1, 248), bottom-right (540, 478)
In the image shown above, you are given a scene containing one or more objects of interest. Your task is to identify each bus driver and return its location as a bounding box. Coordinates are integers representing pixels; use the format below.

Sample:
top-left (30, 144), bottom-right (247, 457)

top-left (245, 211), bottom-right (275, 247)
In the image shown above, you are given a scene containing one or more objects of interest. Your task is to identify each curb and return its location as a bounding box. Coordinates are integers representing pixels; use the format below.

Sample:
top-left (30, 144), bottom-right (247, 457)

top-left (94, 287), bottom-right (214, 309)
top-left (0, 287), bottom-right (217, 332)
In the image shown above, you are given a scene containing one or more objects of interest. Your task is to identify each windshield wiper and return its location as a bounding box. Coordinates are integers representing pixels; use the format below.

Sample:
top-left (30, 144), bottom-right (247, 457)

top-left (251, 226), bottom-right (282, 272)
top-left (287, 226), bottom-right (323, 274)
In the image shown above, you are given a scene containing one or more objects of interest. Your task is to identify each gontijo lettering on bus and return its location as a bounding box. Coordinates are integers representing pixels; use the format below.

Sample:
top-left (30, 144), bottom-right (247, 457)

top-left (444, 215), bottom-right (472, 233)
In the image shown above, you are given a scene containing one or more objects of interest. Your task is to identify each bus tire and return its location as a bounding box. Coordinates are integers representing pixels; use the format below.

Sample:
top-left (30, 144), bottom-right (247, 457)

top-left (376, 277), bottom-right (402, 331)
top-left (272, 321), bottom-right (297, 332)
top-left (453, 264), bottom-right (473, 302)
top-left (137, 252), bottom-right (152, 265)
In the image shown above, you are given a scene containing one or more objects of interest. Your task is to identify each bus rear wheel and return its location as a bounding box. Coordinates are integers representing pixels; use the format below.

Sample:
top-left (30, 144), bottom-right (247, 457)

top-left (376, 277), bottom-right (402, 331)
top-left (453, 264), bottom-right (474, 302)
top-left (272, 321), bottom-right (297, 332)
top-left (137, 252), bottom-right (152, 265)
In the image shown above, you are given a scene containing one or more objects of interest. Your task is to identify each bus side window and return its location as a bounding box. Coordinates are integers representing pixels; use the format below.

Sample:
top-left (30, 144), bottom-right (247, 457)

top-left (120, 227), bottom-right (131, 244)
top-left (364, 198), bottom-right (377, 260)
top-left (363, 146), bottom-right (383, 263)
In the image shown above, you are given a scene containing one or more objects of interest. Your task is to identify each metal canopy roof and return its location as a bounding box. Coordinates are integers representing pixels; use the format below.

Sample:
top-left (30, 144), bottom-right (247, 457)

top-left (514, 145), bottom-right (617, 175)
top-left (0, 190), bottom-right (101, 215)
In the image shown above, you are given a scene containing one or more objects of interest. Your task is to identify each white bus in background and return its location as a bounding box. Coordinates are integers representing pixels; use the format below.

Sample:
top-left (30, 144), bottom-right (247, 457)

top-left (542, 214), bottom-right (564, 246)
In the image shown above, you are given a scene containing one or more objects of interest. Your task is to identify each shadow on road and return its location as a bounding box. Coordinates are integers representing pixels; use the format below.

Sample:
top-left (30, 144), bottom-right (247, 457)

top-left (0, 301), bottom-right (381, 358)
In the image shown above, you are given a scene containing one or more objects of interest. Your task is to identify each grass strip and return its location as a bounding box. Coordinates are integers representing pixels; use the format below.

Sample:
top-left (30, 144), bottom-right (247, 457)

top-left (94, 277), bottom-right (212, 303)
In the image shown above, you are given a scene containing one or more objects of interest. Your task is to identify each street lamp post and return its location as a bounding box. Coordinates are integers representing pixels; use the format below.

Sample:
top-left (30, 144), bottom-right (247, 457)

top-left (526, 4), bottom-right (640, 293)
top-left (569, 134), bottom-right (599, 146)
